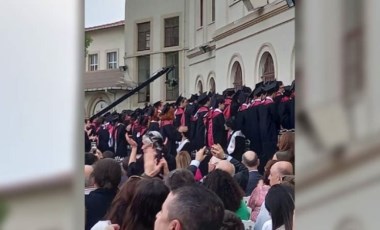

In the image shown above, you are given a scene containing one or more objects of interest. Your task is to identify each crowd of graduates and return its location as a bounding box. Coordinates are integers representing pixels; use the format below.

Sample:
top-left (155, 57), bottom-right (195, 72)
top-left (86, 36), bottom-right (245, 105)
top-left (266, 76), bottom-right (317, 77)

top-left (84, 79), bottom-right (295, 230)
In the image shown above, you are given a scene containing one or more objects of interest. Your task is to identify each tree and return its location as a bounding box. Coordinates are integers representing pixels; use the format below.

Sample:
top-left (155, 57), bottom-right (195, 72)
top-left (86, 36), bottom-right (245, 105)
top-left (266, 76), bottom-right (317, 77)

top-left (85, 34), bottom-right (93, 57)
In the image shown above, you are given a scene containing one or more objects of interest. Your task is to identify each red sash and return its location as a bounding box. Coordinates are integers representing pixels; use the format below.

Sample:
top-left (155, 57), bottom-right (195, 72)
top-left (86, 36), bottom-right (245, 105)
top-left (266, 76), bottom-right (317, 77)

top-left (207, 109), bottom-right (222, 147)
top-left (223, 98), bottom-right (232, 120)
top-left (161, 120), bottom-right (173, 127)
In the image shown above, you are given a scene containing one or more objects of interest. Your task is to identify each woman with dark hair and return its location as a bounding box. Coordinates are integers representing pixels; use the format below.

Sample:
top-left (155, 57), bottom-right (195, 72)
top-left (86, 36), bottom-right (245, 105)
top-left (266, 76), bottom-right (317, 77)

top-left (160, 103), bottom-right (181, 157)
top-left (121, 178), bottom-right (169, 230)
top-left (85, 159), bottom-right (121, 230)
top-left (104, 176), bottom-right (142, 226)
top-left (203, 169), bottom-right (250, 220)
top-left (220, 210), bottom-right (245, 230)
top-left (263, 184), bottom-right (294, 230)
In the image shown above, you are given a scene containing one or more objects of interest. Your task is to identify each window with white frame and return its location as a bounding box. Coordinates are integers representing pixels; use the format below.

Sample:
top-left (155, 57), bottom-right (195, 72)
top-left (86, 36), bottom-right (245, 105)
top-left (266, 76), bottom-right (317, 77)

top-left (165, 52), bottom-right (179, 101)
top-left (137, 22), bottom-right (151, 51)
top-left (164, 16), bottom-right (179, 47)
top-left (138, 55), bottom-right (150, 102)
top-left (107, 52), bottom-right (118, 69)
top-left (88, 54), bottom-right (98, 71)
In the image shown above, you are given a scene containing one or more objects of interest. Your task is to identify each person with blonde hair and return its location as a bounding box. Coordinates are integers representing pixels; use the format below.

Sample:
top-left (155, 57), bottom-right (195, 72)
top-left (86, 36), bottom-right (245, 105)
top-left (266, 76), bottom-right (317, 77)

top-left (176, 151), bottom-right (202, 181)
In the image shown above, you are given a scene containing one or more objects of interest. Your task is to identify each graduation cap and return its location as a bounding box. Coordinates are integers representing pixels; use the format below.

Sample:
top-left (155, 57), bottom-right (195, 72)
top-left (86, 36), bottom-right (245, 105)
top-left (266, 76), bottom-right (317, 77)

top-left (241, 86), bottom-right (252, 95)
top-left (153, 101), bottom-right (162, 108)
top-left (283, 85), bottom-right (292, 97)
top-left (207, 91), bottom-right (214, 98)
top-left (111, 113), bottom-right (120, 122)
top-left (250, 83), bottom-right (264, 98)
top-left (175, 95), bottom-right (184, 107)
top-left (197, 92), bottom-right (210, 105)
top-left (188, 94), bottom-right (198, 103)
top-left (263, 81), bottom-right (279, 94)
top-left (291, 80), bottom-right (295, 91)
top-left (223, 88), bottom-right (235, 97)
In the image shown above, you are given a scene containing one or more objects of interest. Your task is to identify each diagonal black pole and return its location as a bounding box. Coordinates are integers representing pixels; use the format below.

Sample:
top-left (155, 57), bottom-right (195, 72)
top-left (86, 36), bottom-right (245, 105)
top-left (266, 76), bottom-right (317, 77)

top-left (90, 65), bottom-right (175, 120)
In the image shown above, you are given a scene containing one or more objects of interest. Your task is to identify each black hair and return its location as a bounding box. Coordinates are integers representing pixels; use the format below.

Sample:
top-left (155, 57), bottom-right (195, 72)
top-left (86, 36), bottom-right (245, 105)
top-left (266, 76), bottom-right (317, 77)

top-left (85, 152), bottom-right (98, 165)
top-left (121, 178), bottom-right (169, 230)
top-left (265, 184), bottom-right (294, 230)
top-left (91, 158), bottom-right (121, 189)
top-left (203, 169), bottom-right (244, 212)
top-left (169, 184), bottom-right (225, 230)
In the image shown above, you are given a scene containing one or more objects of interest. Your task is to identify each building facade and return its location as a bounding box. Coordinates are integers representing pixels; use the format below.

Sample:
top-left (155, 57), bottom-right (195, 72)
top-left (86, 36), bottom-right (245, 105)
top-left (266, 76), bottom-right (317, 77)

top-left (296, 0), bottom-right (380, 229)
top-left (84, 20), bottom-right (132, 118)
top-left (124, 0), bottom-right (295, 108)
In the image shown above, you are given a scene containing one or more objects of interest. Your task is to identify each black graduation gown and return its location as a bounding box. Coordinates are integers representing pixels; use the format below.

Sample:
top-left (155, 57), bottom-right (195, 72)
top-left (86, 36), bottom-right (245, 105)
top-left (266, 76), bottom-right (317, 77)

top-left (114, 123), bottom-right (128, 157)
top-left (212, 112), bottom-right (227, 149)
top-left (242, 105), bottom-right (262, 156)
top-left (193, 106), bottom-right (209, 150)
top-left (85, 131), bottom-right (91, 152)
top-left (258, 102), bottom-right (280, 174)
top-left (148, 121), bottom-right (160, 132)
top-left (97, 126), bottom-right (111, 153)
top-left (186, 103), bottom-right (198, 138)
top-left (161, 123), bottom-right (181, 157)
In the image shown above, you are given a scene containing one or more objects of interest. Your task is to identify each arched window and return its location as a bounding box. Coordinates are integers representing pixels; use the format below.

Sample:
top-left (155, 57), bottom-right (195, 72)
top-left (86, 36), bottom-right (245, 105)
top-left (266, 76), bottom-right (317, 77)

top-left (231, 61), bottom-right (242, 90)
top-left (197, 80), bottom-right (203, 94)
top-left (92, 100), bottom-right (108, 116)
top-left (209, 77), bottom-right (216, 93)
top-left (259, 52), bottom-right (275, 83)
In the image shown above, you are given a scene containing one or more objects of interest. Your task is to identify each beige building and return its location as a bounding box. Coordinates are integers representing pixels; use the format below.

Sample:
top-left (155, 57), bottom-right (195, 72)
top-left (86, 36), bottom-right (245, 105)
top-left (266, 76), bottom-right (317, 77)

top-left (124, 0), bottom-right (295, 108)
top-left (84, 20), bottom-right (133, 118)
top-left (297, 0), bottom-right (380, 229)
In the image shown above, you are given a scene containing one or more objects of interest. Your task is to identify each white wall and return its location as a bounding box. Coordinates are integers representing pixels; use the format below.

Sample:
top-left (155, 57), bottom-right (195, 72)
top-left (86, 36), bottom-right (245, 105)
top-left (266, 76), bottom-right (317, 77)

top-left (86, 26), bottom-right (125, 71)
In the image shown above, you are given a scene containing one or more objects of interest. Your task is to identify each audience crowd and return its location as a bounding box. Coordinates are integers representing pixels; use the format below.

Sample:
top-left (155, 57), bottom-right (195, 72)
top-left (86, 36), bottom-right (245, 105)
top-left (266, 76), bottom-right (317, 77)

top-left (84, 80), bottom-right (295, 230)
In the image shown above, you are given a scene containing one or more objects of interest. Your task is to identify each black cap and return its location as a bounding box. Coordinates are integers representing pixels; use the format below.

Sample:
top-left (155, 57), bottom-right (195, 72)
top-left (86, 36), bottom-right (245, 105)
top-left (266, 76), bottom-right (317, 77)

top-left (284, 85), bottom-right (292, 97)
top-left (291, 80), bottom-right (295, 91)
top-left (175, 95), bottom-right (184, 107)
top-left (197, 92), bottom-right (210, 105)
top-left (241, 86), bottom-right (252, 95)
top-left (153, 101), bottom-right (162, 108)
top-left (223, 88), bottom-right (235, 97)
top-left (250, 83), bottom-right (264, 98)
top-left (188, 94), bottom-right (198, 103)
top-left (263, 81), bottom-right (279, 94)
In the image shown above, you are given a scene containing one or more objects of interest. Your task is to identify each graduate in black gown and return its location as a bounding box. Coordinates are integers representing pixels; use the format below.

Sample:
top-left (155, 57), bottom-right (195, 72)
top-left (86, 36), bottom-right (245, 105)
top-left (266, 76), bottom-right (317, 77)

top-left (113, 113), bottom-right (128, 157)
top-left (257, 81), bottom-right (281, 174)
top-left (148, 101), bottom-right (162, 132)
top-left (192, 93), bottom-right (210, 150)
top-left (160, 103), bottom-right (181, 157)
top-left (207, 95), bottom-right (227, 149)
top-left (174, 95), bottom-right (187, 128)
top-left (186, 94), bottom-right (198, 139)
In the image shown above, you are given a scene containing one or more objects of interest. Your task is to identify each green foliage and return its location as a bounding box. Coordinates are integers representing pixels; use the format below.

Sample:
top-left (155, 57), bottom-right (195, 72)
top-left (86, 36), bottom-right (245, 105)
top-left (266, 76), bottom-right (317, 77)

top-left (85, 34), bottom-right (93, 57)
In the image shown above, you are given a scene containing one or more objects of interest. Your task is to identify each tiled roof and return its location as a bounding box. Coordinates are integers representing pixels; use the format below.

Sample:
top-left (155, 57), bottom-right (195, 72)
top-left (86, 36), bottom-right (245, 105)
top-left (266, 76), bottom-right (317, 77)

top-left (85, 20), bottom-right (125, 32)
top-left (84, 69), bottom-right (127, 91)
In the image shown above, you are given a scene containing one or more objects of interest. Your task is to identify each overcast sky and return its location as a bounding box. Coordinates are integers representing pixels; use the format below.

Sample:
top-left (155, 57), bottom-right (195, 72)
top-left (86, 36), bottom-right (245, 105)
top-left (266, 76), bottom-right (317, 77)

top-left (85, 0), bottom-right (125, 27)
